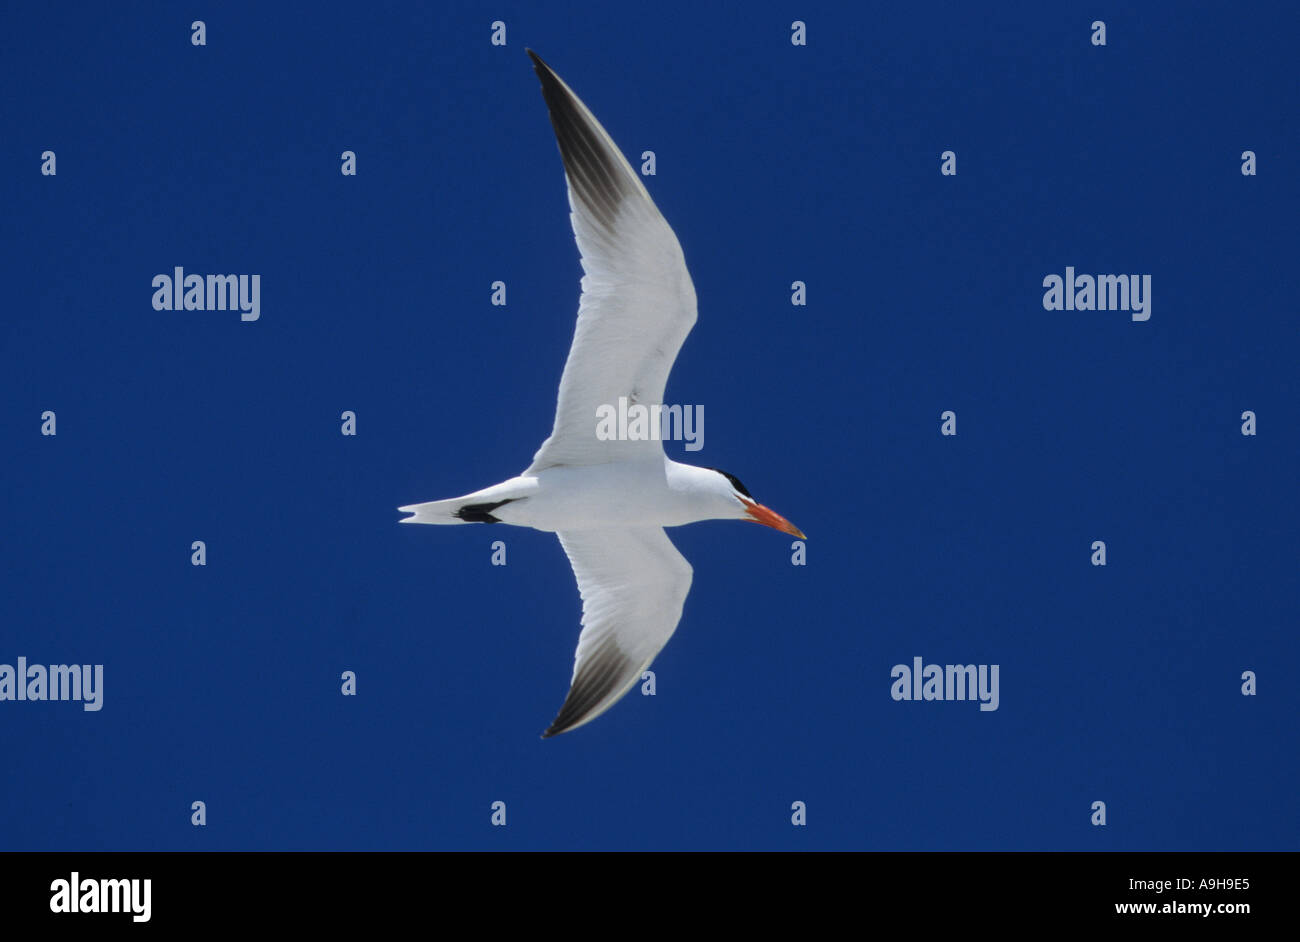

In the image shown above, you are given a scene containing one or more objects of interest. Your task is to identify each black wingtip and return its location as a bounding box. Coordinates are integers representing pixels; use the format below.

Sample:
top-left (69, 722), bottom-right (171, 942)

top-left (527, 50), bottom-right (564, 100)
top-left (541, 714), bottom-right (572, 739)
top-left (524, 49), bottom-right (628, 233)
top-left (542, 701), bottom-right (585, 739)
top-left (526, 49), bottom-right (550, 76)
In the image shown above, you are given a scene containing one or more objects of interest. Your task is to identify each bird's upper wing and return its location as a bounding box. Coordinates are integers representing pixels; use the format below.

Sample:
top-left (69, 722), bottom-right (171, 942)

top-left (524, 51), bottom-right (698, 473)
top-left (544, 527), bottom-right (694, 737)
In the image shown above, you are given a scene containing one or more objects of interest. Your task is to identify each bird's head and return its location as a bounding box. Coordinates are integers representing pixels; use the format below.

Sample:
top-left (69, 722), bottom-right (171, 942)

top-left (709, 468), bottom-right (806, 539)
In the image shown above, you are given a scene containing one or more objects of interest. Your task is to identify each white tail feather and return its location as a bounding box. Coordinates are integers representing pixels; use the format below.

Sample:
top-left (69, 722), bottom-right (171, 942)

top-left (397, 497), bottom-right (475, 525)
top-left (399, 475), bottom-right (538, 526)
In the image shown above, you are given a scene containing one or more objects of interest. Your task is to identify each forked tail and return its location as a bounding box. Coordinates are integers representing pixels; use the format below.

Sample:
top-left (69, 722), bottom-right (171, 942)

top-left (398, 496), bottom-right (517, 525)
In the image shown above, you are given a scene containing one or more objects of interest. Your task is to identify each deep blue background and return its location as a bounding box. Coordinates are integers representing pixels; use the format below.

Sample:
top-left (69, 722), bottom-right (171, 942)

top-left (2, 2), bottom-right (1295, 850)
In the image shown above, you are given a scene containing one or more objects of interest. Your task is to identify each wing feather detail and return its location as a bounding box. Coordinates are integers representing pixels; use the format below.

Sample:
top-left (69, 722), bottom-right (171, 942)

top-left (544, 527), bottom-right (693, 737)
top-left (525, 52), bottom-right (698, 472)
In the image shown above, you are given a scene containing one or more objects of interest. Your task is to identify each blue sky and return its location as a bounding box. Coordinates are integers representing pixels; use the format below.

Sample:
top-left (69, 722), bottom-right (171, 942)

top-left (1, 1), bottom-right (1296, 850)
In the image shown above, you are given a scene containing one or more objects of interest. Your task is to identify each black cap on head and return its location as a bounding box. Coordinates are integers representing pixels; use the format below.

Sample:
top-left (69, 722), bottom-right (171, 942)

top-left (709, 468), bottom-right (752, 499)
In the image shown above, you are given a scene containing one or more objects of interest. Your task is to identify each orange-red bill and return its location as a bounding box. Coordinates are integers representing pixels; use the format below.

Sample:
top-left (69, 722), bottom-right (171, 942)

top-left (742, 499), bottom-right (806, 539)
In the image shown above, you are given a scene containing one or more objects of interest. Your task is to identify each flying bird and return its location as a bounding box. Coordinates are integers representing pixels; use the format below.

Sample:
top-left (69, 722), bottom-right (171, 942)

top-left (400, 51), bottom-right (804, 737)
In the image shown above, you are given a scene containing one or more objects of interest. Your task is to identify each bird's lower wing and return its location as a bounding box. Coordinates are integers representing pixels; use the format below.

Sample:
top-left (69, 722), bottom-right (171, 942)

top-left (524, 52), bottom-right (697, 473)
top-left (544, 527), bottom-right (694, 737)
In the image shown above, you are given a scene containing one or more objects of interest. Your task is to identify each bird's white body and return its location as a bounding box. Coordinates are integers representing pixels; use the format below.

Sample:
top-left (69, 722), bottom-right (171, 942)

top-left (406, 460), bottom-right (742, 533)
top-left (399, 52), bottom-right (802, 737)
